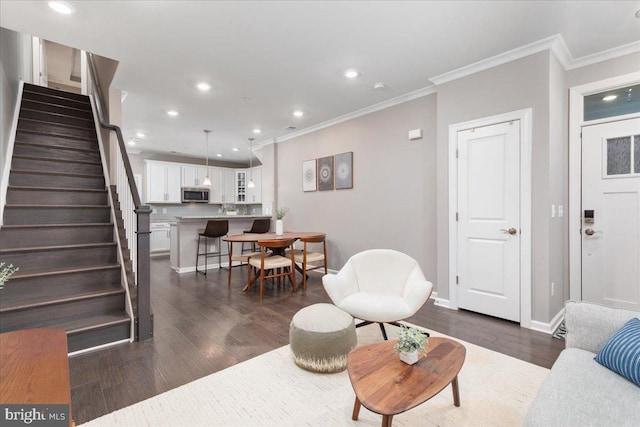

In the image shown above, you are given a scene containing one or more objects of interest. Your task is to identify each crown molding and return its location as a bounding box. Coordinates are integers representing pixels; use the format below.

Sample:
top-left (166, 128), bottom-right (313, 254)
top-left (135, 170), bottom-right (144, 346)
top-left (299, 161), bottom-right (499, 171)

top-left (256, 34), bottom-right (639, 148)
top-left (271, 85), bottom-right (437, 144)
top-left (564, 39), bottom-right (640, 70)
top-left (429, 35), bottom-right (563, 86)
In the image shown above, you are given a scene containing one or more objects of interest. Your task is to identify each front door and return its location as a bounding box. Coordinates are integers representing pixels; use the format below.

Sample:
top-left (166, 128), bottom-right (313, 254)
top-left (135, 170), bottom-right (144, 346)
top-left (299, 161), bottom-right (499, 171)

top-left (457, 121), bottom-right (521, 322)
top-left (581, 118), bottom-right (640, 311)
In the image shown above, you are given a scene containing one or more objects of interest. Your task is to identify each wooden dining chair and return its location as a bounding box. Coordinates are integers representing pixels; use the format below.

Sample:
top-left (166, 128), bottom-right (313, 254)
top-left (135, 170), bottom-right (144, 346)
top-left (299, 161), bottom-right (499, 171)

top-left (227, 241), bottom-right (262, 287)
top-left (248, 238), bottom-right (296, 300)
top-left (293, 233), bottom-right (327, 290)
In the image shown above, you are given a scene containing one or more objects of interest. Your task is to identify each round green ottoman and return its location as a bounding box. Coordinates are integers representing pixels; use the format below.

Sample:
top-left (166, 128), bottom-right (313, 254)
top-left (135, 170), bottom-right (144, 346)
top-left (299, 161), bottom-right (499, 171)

top-left (289, 303), bottom-right (357, 373)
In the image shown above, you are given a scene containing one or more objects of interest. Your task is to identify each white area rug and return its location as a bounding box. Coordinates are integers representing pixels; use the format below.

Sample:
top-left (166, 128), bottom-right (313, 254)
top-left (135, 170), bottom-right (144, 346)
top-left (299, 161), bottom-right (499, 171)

top-left (81, 324), bottom-right (549, 427)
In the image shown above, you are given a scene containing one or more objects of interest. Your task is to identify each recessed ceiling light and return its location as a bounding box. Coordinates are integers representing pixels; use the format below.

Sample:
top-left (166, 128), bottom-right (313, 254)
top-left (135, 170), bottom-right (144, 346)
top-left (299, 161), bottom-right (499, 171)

top-left (48, 1), bottom-right (75, 15)
top-left (293, 110), bottom-right (304, 117)
top-left (196, 82), bottom-right (211, 91)
top-left (166, 110), bottom-right (179, 116)
top-left (373, 83), bottom-right (385, 90)
top-left (127, 139), bottom-right (136, 146)
top-left (136, 132), bottom-right (145, 138)
top-left (344, 69), bottom-right (359, 78)
top-left (602, 95), bottom-right (618, 101)
top-left (232, 147), bottom-right (239, 152)
top-left (216, 153), bottom-right (222, 157)
top-left (253, 128), bottom-right (261, 134)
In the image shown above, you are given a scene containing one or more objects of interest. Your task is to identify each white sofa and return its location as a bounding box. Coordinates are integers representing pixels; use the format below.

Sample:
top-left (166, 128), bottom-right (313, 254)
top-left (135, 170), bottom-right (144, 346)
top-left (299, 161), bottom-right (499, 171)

top-left (524, 301), bottom-right (640, 427)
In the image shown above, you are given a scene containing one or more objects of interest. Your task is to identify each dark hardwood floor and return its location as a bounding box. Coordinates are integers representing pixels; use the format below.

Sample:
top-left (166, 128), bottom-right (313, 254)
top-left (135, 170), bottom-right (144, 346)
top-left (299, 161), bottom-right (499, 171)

top-left (69, 257), bottom-right (564, 424)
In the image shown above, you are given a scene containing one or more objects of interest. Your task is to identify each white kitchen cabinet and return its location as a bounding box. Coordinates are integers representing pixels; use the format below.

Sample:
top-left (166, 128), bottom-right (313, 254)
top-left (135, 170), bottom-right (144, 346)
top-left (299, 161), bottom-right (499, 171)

top-left (247, 166), bottom-right (262, 203)
top-left (146, 161), bottom-right (181, 204)
top-left (150, 223), bottom-right (171, 253)
top-left (209, 167), bottom-right (235, 203)
top-left (181, 165), bottom-right (208, 188)
top-left (235, 170), bottom-right (247, 203)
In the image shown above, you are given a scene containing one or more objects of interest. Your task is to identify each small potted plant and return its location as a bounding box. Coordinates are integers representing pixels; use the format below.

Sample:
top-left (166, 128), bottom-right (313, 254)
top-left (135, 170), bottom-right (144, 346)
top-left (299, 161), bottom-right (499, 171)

top-left (394, 325), bottom-right (429, 365)
top-left (0, 263), bottom-right (19, 290)
top-left (274, 207), bottom-right (288, 235)
top-left (226, 204), bottom-right (237, 216)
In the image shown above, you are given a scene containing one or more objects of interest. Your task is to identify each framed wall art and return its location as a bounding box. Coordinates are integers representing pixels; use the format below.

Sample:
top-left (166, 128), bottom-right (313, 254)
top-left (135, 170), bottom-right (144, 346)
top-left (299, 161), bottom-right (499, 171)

top-left (334, 151), bottom-right (353, 189)
top-left (302, 159), bottom-right (317, 192)
top-left (317, 155), bottom-right (334, 191)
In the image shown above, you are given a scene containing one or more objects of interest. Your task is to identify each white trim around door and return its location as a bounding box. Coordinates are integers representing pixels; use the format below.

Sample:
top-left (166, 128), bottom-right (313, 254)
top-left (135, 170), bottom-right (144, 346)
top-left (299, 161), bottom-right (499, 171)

top-left (568, 71), bottom-right (640, 302)
top-left (448, 108), bottom-right (532, 328)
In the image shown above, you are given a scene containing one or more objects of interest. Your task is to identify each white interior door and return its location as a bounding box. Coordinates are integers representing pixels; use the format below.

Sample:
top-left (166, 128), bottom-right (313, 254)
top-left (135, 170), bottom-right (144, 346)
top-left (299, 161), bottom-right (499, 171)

top-left (457, 121), bottom-right (521, 322)
top-left (581, 118), bottom-right (640, 311)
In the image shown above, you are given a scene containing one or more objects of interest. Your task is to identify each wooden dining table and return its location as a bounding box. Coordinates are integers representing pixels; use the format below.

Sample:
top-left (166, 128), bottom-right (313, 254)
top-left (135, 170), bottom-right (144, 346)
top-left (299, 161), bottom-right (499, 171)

top-left (223, 231), bottom-right (325, 291)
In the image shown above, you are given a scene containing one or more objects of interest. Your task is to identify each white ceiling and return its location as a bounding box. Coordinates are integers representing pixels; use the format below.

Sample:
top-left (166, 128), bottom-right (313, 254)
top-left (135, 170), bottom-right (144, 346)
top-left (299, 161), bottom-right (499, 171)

top-left (1, 1), bottom-right (639, 162)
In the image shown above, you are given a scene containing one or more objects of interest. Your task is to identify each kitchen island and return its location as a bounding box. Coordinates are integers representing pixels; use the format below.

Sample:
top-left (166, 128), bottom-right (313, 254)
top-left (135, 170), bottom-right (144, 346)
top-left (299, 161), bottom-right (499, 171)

top-left (170, 215), bottom-right (272, 273)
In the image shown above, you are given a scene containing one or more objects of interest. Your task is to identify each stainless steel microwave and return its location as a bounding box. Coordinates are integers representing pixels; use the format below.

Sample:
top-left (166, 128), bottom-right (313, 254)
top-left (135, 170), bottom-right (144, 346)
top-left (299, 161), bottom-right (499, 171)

top-left (181, 187), bottom-right (209, 203)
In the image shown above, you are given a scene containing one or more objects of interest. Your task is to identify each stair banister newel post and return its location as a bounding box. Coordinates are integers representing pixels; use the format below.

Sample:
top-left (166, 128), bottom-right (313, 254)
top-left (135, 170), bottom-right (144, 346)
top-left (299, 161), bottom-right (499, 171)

top-left (86, 52), bottom-right (153, 341)
top-left (135, 205), bottom-right (152, 340)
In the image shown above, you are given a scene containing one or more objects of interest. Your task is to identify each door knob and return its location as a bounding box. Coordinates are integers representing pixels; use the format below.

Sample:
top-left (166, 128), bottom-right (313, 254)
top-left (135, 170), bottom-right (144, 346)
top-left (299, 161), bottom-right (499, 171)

top-left (584, 229), bottom-right (603, 236)
top-left (500, 227), bottom-right (518, 235)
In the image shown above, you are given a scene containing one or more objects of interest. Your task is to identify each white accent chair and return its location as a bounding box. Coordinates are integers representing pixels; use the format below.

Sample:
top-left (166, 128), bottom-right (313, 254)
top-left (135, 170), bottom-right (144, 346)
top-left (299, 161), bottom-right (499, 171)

top-left (322, 249), bottom-right (433, 340)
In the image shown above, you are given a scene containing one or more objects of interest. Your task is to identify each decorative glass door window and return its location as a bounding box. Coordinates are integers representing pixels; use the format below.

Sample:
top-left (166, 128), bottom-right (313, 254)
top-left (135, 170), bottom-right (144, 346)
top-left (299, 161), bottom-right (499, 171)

top-left (602, 134), bottom-right (640, 177)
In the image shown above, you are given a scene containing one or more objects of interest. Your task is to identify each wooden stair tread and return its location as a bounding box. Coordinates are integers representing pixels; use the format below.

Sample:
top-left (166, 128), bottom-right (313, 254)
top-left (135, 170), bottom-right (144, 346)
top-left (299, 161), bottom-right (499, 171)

top-left (8, 186), bottom-right (107, 193)
top-left (11, 154), bottom-right (102, 166)
top-left (0, 287), bottom-right (125, 313)
top-left (10, 169), bottom-right (104, 179)
top-left (16, 128), bottom-right (98, 143)
top-left (14, 140), bottom-right (99, 153)
top-left (22, 98), bottom-right (93, 115)
top-left (61, 313), bottom-right (131, 335)
top-left (8, 264), bottom-right (120, 280)
top-left (20, 108), bottom-right (94, 125)
top-left (23, 84), bottom-right (91, 103)
top-left (18, 116), bottom-right (95, 131)
top-left (4, 205), bottom-right (109, 210)
top-left (0, 242), bottom-right (116, 254)
top-left (1, 222), bottom-right (113, 230)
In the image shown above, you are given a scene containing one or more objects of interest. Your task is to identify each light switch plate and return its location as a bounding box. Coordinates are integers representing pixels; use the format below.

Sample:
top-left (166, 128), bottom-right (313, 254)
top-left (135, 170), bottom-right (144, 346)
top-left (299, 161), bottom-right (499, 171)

top-left (558, 205), bottom-right (564, 217)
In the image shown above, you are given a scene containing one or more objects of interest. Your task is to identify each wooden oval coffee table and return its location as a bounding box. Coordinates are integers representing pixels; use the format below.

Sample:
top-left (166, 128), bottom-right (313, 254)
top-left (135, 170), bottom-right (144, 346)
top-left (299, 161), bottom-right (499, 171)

top-left (347, 337), bottom-right (466, 427)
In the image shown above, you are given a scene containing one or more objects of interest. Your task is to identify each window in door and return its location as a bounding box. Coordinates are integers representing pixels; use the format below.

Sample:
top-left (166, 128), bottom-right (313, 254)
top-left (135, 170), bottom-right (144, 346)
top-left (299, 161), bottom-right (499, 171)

top-left (584, 84), bottom-right (640, 121)
top-left (603, 134), bottom-right (640, 177)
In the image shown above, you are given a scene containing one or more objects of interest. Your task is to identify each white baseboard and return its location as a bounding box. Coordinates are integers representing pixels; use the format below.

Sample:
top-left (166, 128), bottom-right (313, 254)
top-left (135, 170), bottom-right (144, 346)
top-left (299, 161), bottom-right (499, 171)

top-left (530, 308), bottom-right (565, 335)
top-left (434, 297), bottom-right (454, 309)
top-left (68, 338), bottom-right (131, 357)
top-left (174, 262), bottom-right (228, 274)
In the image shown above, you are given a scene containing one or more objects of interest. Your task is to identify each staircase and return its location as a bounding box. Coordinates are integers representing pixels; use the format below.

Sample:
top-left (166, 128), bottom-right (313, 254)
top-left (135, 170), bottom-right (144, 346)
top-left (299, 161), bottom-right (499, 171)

top-left (0, 83), bottom-right (131, 353)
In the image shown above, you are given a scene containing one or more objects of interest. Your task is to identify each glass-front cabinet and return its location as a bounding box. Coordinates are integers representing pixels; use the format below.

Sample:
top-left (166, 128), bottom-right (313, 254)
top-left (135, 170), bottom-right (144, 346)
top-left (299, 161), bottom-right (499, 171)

top-left (235, 170), bottom-right (247, 203)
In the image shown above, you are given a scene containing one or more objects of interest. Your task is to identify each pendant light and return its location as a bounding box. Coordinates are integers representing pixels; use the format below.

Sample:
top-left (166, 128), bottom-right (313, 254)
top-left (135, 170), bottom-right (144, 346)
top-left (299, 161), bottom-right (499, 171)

top-left (202, 130), bottom-right (212, 186)
top-left (247, 137), bottom-right (256, 188)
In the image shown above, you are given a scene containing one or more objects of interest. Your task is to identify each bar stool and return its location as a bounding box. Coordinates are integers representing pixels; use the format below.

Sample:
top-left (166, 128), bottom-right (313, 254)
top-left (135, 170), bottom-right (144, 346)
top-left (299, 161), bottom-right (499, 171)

top-left (196, 220), bottom-right (229, 275)
top-left (242, 218), bottom-right (271, 253)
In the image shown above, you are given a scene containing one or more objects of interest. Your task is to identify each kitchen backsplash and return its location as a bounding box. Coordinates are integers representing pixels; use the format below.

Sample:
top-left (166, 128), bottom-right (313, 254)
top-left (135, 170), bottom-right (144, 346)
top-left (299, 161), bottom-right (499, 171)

top-left (150, 203), bottom-right (264, 221)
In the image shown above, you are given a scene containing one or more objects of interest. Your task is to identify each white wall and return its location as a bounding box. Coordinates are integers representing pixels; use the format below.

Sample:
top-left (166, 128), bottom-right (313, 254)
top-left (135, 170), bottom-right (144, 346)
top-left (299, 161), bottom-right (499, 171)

top-left (276, 95), bottom-right (438, 282)
top-left (436, 51), bottom-right (552, 321)
top-left (273, 49), bottom-right (639, 325)
top-left (0, 27), bottom-right (32, 198)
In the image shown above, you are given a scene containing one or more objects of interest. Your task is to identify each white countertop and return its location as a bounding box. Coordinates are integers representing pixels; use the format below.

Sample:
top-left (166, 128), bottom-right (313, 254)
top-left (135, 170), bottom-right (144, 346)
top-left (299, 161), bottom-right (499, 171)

top-left (174, 215), bottom-right (272, 220)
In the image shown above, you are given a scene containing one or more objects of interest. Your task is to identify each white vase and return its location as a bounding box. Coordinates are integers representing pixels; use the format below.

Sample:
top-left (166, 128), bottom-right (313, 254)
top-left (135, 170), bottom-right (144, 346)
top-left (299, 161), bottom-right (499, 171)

top-left (276, 219), bottom-right (284, 235)
top-left (399, 350), bottom-right (419, 365)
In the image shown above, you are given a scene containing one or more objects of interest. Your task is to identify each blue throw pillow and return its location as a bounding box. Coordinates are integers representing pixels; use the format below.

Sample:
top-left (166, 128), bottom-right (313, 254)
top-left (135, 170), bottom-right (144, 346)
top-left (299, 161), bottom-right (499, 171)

top-left (594, 317), bottom-right (640, 387)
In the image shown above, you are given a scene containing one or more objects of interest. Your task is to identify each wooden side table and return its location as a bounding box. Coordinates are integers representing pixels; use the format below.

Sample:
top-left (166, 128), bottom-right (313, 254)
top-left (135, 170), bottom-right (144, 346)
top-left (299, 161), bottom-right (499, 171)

top-left (0, 328), bottom-right (73, 426)
top-left (347, 337), bottom-right (466, 427)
